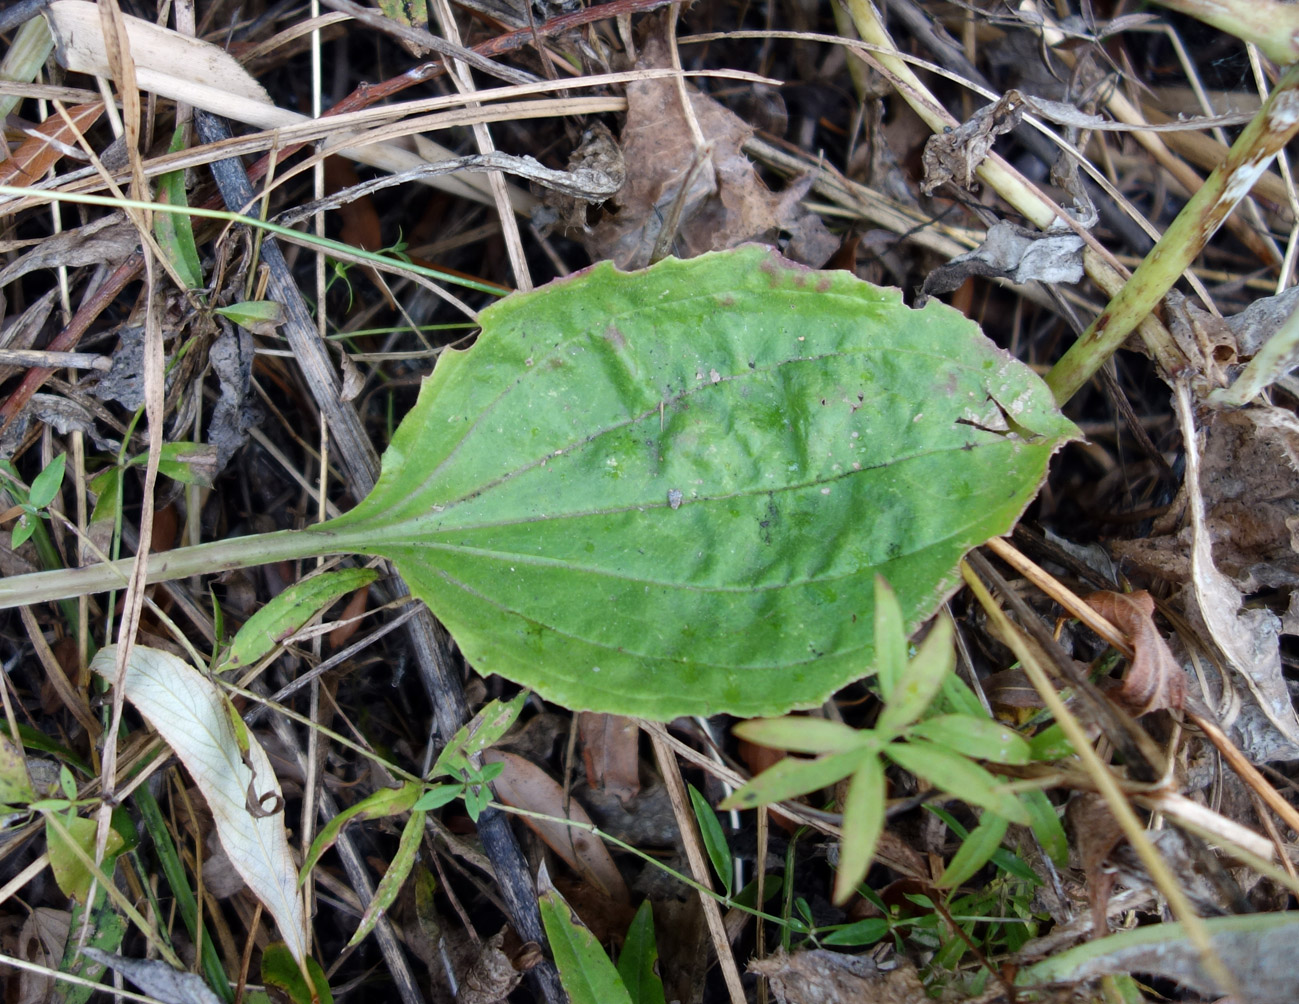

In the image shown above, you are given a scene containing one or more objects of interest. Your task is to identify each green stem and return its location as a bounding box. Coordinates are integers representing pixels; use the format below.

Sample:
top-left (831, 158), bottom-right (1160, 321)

top-left (1153, 0), bottom-right (1299, 65)
top-left (0, 525), bottom-right (351, 610)
top-left (1045, 63), bottom-right (1299, 404)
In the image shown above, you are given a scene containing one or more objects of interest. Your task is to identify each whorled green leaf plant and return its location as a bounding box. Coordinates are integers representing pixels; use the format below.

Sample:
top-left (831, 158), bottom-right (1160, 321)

top-left (0, 247), bottom-right (1076, 719)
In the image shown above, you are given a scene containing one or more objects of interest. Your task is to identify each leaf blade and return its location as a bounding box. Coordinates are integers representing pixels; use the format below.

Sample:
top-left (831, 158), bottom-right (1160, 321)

top-left (318, 247), bottom-right (1077, 719)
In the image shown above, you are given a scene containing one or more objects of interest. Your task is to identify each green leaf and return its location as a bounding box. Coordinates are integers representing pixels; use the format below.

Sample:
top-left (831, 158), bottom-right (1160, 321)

top-left (1019, 788), bottom-right (1068, 869)
top-left (732, 716), bottom-right (868, 755)
top-left (0, 729), bottom-right (35, 806)
top-left (832, 754), bottom-right (885, 904)
top-left (874, 615), bottom-right (955, 737)
top-left (215, 300), bottom-right (284, 335)
top-left (687, 784), bottom-right (733, 896)
top-left (411, 784), bottom-right (463, 811)
top-left (261, 942), bottom-right (332, 1004)
top-left (906, 714), bottom-right (1030, 764)
top-left (300, 782), bottom-right (420, 881)
top-left (219, 567), bottom-right (379, 672)
top-left (10, 512), bottom-right (35, 549)
top-left (721, 749), bottom-right (871, 810)
top-left (28, 453), bottom-right (65, 509)
top-left (885, 739), bottom-right (1028, 824)
top-left (540, 882), bottom-right (634, 1004)
top-left (617, 901), bottom-right (667, 1004)
top-left (309, 247), bottom-right (1076, 719)
top-left (346, 808), bottom-right (424, 949)
top-left (936, 810), bottom-right (1009, 889)
top-left (873, 576), bottom-right (907, 702)
top-left (154, 126), bottom-right (204, 291)
top-left (822, 917), bottom-right (890, 947)
top-left (1028, 723), bottom-right (1073, 761)
top-left (431, 692), bottom-right (527, 778)
top-left (46, 814), bottom-right (124, 903)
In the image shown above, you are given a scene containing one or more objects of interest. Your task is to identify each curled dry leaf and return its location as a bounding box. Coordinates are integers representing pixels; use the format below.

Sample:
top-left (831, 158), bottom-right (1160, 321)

top-left (921, 92), bottom-right (1023, 194)
top-left (921, 221), bottom-right (1084, 300)
top-left (1084, 590), bottom-right (1186, 715)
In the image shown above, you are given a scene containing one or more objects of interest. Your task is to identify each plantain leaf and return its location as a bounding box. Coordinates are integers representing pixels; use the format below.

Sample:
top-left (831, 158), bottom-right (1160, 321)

top-left (307, 247), bottom-right (1075, 718)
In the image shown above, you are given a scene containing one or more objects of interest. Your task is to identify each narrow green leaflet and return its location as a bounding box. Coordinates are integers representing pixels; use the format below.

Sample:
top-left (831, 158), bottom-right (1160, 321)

top-left (346, 808), bottom-right (425, 949)
top-left (873, 577), bottom-right (908, 702)
top-left (885, 740), bottom-right (1028, 824)
top-left (873, 615), bottom-right (955, 737)
top-left (154, 126), bottom-right (203, 291)
top-left (687, 784), bottom-right (733, 896)
top-left (307, 247), bottom-right (1077, 718)
top-left (936, 810), bottom-right (1009, 889)
top-left (220, 567), bottom-right (378, 672)
top-left (431, 692), bottom-right (527, 777)
top-left (300, 782), bottom-right (420, 880)
top-left (721, 749), bottom-right (873, 810)
top-left (732, 716), bottom-right (867, 755)
top-left (617, 901), bottom-right (667, 1004)
top-left (539, 881), bottom-right (634, 1004)
top-left (833, 753), bottom-right (885, 903)
top-left (906, 714), bottom-right (1030, 764)
top-left (1019, 788), bottom-right (1068, 869)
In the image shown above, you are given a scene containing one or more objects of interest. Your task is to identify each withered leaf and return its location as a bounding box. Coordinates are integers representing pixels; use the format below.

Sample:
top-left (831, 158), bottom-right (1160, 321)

top-left (1084, 590), bottom-right (1186, 715)
top-left (921, 92), bottom-right (1023, 195)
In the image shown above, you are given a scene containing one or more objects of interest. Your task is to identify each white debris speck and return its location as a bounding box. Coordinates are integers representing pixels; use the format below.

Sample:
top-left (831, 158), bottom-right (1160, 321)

top-left (913, 413), bottom-right (924, 422)
top-left (821, 487), bottom-right (831, 495)
top-left (592, 665), bottom-right (601, 673)
top-left (710, 369), bottom-right (721, 383)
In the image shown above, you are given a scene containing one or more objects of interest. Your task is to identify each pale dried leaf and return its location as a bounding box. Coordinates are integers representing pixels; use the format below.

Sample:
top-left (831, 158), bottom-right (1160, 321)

top-left (44, 0), bottom-right (517, 209)
top-left (1177, 385), bottom-right (1299, 761)
top-left (80, 948), bottom-right (223, 1004)
top-left (0, 217), bottom-right (137, 288)
top-left (454, 928), bottom-right (530, 1004)
top-left (921, 221), bottom-right (1084, 299)
top-left (89, 645), bottom-right (308, 964)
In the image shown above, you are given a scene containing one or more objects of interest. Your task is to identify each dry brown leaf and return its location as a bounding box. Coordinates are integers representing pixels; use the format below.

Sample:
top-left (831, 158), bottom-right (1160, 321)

top-left (749, 949), bottom-right (928, 1004)
top-left (0, 101), bottom-right (104, 187)
top-left (577, 712), bottom-right (640, 806)
top-left (481, 749), bottom-right (629, 902)
top-left (1065, 793), bottom-right (1124, 941)
top-left (581, 18), bottom-right (835, 269)
top-left (920, 91), bottom-right (1023, 194)
top-left (1084, 590), bottom-right (1186, 715)
top-left (453, 927), bottom-right (532, 1004)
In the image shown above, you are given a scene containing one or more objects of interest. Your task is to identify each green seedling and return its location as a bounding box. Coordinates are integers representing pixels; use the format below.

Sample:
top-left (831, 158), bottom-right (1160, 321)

top-left (722, 578), bottom-right (1037, 903)
top-left (4, 452), bottom-right (66, 548)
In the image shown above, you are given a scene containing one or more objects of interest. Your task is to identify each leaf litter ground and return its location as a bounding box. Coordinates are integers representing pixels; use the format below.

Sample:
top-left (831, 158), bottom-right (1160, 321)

top-left (0, 2), bottom-right (1297, 1003)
